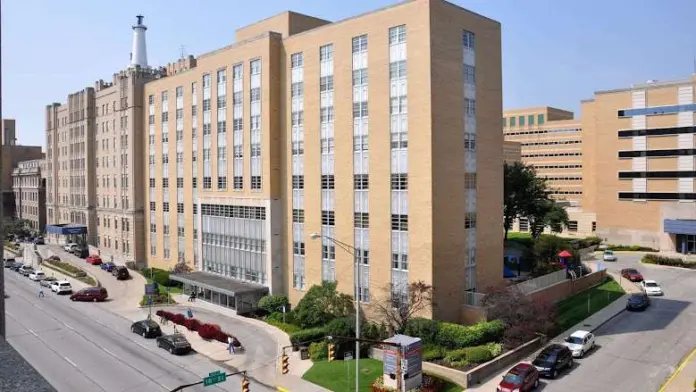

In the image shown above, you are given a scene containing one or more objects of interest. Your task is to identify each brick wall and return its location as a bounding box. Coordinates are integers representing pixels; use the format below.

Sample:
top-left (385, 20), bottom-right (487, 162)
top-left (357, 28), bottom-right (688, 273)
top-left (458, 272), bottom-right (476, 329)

top-left (529, 270), bottom-right (607, 304)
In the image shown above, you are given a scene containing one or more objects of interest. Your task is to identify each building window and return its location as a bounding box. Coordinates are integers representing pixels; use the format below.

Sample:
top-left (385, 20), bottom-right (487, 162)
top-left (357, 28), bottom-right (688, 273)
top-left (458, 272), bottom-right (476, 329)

top-left (322, 211), bottom-right (335, 226)
top-left (292, 175), bottom-right (304, 190)
top-left (592, 221), bottom-right (596, 232)
top-left (391, 214), bottom-right (408, 231)
top-left (163, 202), bottom-right (170, 212)
top-left (464, 133), bottom-right (476, 151)
top-left (203, 177), bottom-right (212, 189)
top-left (465, 99), bottom-right (476, 117)
top-left (462, 30), bottom-right (476, 50)
top-left (352, 35), bottom-right (368, 53)
top-left (464, 173), bottom-right (477, 190)
top-left (233, 176), bottom-right (243, 190)
top-left (322, 245), bottom-right (336, 260)
top-left (290, 53), bottom-right (304, 68)
top-left (320, 75), bottom-right (334, 92)
top-left (519, 218), bottom-right (529, 232)
top-left (150, 202), bottom-right (156, 211)
top-left (392, 253), bottom-right (408, 270)
top-left (528, 114), bottom-right (535, 125)
top-left (177, 203), bottom-right (184, 213)
top-left (389, 25), bottom-right (407, 45)
top-left (502, 117), bottom-right (507, 128)
top-left (354, 212), bottom-right (369, 229)
top-left (465, 212), bottom-right (476, 229)
top-left (192, 177), bottom-right (198, 188)
top-left (354, 174), bottom-right (369, 190)
top-left (390, 174), bottom-right (408, 190)
top-left (218, 176), bottom-right (227, 189)
top-left (292, 209), bottom-right (305, 223)
top-left (568, 221), bottom-right (578, 232)
top-left (463, 65), bottom-right (475, 84)
top-left (510, 117), bottom-right (516, 127)
top-left (251, 176), bottom-right (261, 190)
top-left (177, 177), bottom-right (183, 188)
top-left (537, 114), bottom-right (545, 125)
top-left (293, 241), bottom-right (305, 256)
top-left (321, 175), bottom-right (335, 190)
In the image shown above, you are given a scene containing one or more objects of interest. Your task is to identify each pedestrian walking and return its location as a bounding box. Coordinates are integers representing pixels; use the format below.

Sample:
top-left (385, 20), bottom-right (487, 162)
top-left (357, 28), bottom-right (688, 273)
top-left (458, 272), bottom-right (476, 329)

top-left (187, 308), bottom-right (193, 319)
top-left (227, 336), bottom-right (236, 354)
top-left (38, 287), bottom-right (44, 298)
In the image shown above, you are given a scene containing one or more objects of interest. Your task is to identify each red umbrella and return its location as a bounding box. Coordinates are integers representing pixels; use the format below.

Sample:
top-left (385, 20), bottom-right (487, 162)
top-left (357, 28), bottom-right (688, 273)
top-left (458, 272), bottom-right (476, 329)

top-left (558, 250), bottom-right (572, 258)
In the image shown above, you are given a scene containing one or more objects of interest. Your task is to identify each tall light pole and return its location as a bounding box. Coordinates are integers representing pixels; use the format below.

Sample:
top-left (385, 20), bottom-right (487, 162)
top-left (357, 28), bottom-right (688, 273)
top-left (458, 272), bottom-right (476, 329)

top-left (310, 232), bottom-right (360, 392)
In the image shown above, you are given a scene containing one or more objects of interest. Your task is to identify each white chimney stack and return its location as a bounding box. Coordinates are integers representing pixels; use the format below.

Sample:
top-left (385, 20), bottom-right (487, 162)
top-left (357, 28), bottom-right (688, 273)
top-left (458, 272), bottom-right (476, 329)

top-left (129, 15), bottom-right (148, 68)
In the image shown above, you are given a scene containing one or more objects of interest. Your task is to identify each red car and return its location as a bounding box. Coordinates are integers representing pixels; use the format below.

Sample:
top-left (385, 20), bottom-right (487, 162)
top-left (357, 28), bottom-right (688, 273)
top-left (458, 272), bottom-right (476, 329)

top-left (497, 363), bottom-right (539, 392)
top-left (86, 255), bottom-right (102, 265)
top-left (70, 287), bottom-right (108, 302)
top-left (621, 268), bottom-right (643, 282)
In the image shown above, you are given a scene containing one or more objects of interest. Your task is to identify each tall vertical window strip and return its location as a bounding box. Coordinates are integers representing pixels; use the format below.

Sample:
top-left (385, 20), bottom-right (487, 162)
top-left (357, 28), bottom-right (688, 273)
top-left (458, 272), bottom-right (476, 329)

top-left (462, 29), bottom-right (478, 299)
top-left (250, 59), bottom-right (262, 190)
top-left (232, 64), bottom-right (244, 190)
top-left (290, 52), bottom-right (306, 290)
top-left (202, 73), bottom-right (212, 189)
top-left (148, 95), bottom-right (156, 255)
top-left (388, 25), bottom-right (409, 307)
top-left (217, 68), bottom-right (228, 190)
top-left (319, 44), bottom-right (336, 283)
top-left (352, 34), bottom-right (370, 301)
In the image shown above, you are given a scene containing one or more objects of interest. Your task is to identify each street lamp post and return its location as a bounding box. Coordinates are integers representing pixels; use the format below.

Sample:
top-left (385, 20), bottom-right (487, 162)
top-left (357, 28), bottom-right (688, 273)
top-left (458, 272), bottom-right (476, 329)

top-left (310, 233), bottom-right (360, 392)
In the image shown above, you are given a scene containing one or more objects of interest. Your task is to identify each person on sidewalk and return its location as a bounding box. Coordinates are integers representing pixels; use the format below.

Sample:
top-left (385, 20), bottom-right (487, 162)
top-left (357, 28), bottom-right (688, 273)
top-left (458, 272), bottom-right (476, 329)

top-left (188, 292), bottom-right (196, 302)
top-left (38, 287), bottom-right (44, 298)
top-left (187, 308), bottom-right (193, 319)
top-left (227, 336), bottom-right (236, 354)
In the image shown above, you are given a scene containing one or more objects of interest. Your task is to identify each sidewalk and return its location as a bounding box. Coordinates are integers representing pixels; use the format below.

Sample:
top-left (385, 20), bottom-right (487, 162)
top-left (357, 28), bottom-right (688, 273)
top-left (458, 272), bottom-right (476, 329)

top-left (659, 347), bottom-right (696, 392)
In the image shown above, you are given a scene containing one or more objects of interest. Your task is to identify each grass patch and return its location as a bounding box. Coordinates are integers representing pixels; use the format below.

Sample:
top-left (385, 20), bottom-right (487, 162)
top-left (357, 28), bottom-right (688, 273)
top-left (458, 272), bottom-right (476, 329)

top-left (303, 359), bottom-right (383, 392)
top-left (556, 278), bottom-right (625, 331)
top-left (145, 278), bottom-right (183, 294)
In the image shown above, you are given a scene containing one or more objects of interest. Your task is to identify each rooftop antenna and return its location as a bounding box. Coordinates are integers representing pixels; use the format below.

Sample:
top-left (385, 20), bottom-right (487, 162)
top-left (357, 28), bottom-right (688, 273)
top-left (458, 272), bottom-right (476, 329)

top-left (180, 45), bottom-right (187, 60)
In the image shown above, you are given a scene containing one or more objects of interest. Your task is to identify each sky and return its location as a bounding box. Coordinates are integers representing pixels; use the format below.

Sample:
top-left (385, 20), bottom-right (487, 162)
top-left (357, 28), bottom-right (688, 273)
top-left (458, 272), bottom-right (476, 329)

top-left (3, 0), bottom-right (696, 148)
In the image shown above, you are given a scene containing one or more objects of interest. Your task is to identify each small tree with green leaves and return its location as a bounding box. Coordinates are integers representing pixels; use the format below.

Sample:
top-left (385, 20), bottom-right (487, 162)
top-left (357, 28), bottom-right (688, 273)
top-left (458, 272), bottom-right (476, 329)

top-left (293, 281), bottom-right (354, 328)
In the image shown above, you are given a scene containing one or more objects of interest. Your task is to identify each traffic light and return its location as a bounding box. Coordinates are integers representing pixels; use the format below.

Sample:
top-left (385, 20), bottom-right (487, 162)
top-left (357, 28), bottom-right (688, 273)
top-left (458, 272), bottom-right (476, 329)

top-left (241, 375), bottom-right (250, 392)
top-left (281, 353), bottom-right (289, 375)
top-left (328, 344), bottom-right (335, 361)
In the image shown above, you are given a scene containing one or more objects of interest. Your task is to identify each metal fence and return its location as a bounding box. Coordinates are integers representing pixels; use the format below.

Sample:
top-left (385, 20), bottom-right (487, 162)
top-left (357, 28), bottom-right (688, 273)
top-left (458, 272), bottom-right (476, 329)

top-left (515, 269), bottom-right (567, 295)
top-left (463, 291), bottom-right (487, 307)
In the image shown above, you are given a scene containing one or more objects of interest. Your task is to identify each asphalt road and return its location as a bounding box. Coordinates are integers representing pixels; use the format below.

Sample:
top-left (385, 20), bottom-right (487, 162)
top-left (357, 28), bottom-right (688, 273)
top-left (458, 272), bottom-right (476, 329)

top-left (4, 271), bottom-right (275, 392)
top-left (541, 253), bottom-right (696, 392)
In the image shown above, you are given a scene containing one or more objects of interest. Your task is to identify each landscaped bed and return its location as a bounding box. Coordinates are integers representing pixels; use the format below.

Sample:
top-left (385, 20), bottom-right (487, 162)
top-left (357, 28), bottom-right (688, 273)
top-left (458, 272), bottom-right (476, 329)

top-left (555, 277), bottom-right (624, 331)
top-left (641, 253), bottom-right (696, 269)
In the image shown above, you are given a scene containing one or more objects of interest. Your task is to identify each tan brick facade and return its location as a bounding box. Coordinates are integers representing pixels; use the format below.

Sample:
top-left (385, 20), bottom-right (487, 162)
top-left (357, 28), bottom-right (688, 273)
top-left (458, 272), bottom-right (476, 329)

top-left (12, 158), bottom-right (46, 232)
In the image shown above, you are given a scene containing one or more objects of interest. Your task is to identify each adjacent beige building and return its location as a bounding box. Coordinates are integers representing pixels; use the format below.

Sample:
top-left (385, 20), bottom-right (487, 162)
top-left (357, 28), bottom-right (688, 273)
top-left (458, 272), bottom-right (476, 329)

top-left (2, 119), bottom-right (44, 220)
top-left (12, 158), bottom-right (46, 232)
top-left (503, 140), bottom-right (521, 164)
top-left (146, 0), bottom-right (504, 322)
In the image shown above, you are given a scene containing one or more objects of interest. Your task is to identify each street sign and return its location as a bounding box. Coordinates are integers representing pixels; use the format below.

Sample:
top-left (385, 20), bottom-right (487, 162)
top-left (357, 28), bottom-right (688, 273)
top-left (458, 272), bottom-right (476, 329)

top-left (203, 370), bottom-right (227, 387)
top-left (145, 283), bottom-right (156, 295)
top-left (344, 352), bottom-right (353, 361)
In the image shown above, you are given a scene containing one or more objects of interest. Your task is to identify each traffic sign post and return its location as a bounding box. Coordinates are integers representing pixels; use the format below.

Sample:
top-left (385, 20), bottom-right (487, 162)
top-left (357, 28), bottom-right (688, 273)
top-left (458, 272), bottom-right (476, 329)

top-left (203, 370), bottom-right (227, 387)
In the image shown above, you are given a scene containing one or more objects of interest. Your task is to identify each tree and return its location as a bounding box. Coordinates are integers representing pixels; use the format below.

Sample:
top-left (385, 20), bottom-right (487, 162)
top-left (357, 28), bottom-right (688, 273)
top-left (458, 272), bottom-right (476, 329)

top-left (503, 162), bottom-right (548, 240)
top-left (526, 199), bottom-right (570, 239)
top-left (293, 281), bottom-right (354, 328)
top-left (3, 219), bottom-right (31, 237)
top-left (170, 260), bottom-right (193, 274)
top-left (373, 280), bottom-right (434, 335)
top-left (481, 284), bottom-right (557, 348)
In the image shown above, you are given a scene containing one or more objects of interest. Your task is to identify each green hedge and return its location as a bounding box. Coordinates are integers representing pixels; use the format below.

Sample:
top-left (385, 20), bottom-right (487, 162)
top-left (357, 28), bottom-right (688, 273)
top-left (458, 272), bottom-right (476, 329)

top-left (140, 268), bottom-right (172, 287)
top-left (443, 343), bottom-right (502, 365)
top-left (289, 327), bottom-right (326, 346)
top-left (266, 318), bottom-right (302, 334)
top-left (641, 253), bottom-right (694, 267)
top-left (422, 344), bottom-right (447, 361)
top-left (309, 341), bottom-right (328, 361)
top-left (435, 319), bottom-right (505, 349)
top-left (607, 244), bottom-right (658, 252)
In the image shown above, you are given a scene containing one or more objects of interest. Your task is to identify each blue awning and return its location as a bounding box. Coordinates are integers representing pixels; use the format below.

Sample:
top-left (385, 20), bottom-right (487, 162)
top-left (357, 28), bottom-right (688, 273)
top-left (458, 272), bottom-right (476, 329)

top-left (46, 224), bottom-right (88, 235)
top-left (664, 219), bottom-right (696, 235)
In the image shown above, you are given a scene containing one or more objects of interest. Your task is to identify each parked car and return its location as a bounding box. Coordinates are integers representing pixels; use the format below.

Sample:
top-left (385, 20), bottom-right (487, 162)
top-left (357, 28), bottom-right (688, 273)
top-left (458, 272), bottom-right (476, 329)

top-left (602, 250), bottom-right (617, 262)
top-left (101, 262), bottom-right (116, 272)
top-left (131, 319), bottom-right (163, 339)
top-left (641, 280), bottom-right (663, 296)
top-left (562, 330), bottom-right (596, 358)
top-left (19, 265), bottom-right (35, 276)
top-left (64, 243), bottom-right (79, 252)
top-left (113, 266), bottom-right (130, 280)
top-left (156, 333), bottom-right (192, 355)
top-left (40, 276), bottom-right (58, 288)
top-left (33, 237), bottom-right (45, 245)
top-left (51, 280), bottom-right (73, 294)
top-left (621, 268), bottom-right (644, 282)
top-left (11, 262), bottom-right (24, 272)
top-left (4, 258), bottom-right (15, 268)
top-left (73, 247), bottom-right (88, 258)
top-left (497, 363), bottom-right (539, 392)
top-left (626, 293), bottom-right (651, 311)
top-left (532, 344), bottom-right (573, 379)
top-left (29, 270), bottom-right (46, 281)
top-left (86, 255), bottom-right (103, 265)
top-left (70, 287), bottom-right (108, 302)
top-left (47, 255), bottom-right (61, 262)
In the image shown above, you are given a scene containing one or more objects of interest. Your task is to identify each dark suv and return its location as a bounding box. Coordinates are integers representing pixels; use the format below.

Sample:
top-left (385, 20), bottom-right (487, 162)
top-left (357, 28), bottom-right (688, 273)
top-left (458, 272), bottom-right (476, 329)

top-left (131, 319), bottom-right (162, 339)
top-left (532, 344), bottom-right (573, 379)
top-left (113, 266), bottom-right (130, 280)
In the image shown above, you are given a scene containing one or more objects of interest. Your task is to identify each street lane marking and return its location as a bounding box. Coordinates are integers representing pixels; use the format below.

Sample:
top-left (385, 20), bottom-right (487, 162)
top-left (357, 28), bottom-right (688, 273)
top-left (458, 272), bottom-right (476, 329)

top-left (28, 329), bottom-right (39, 337)
top-left (64, 323), bottom-right (75, 331)
top-left (64, 356), bottom-right (78, 368)
top-left (6, 311), bottom-right (14, 318)
top-left (33, 304), bottom-right (44, 311)
top-left (136, 342), bottom-right (150, 351)
top-left (103, 348), bottom-right (120, 360)
top-left (658, 346), bottom-right (696, 392)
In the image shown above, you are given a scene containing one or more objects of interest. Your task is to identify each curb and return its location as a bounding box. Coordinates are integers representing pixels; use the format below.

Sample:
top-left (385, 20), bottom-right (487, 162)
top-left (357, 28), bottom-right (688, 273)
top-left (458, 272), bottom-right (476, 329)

top-left (589, 306), bottom-right (626, 334)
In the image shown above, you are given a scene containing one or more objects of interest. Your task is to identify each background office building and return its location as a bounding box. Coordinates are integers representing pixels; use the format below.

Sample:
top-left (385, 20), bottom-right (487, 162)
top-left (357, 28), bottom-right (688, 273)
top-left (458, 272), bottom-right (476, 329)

top-left (12, 158), bottom-right (46, 232)
top-left (503, 107), bottom-right (596, 236)
top-left (582, 76), bottom-right (696, 252)
top-left (2, 119), bottom-right (44, 219)
top-left (45, 16), bottom-right (156, 265)
top-left (146, 0), bottom-right (504, 322)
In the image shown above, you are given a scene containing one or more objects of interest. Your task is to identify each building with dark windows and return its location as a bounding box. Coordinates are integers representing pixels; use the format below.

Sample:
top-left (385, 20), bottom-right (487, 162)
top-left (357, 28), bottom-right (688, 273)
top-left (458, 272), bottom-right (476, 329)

top-left (12, 158), bottom-right (47, 233)
top-left (146, 0), bottom-right (504, 322)
top-left (582, 76), bottom-right (696, 252)
top-left (2, 119), bottom-right (44, 220)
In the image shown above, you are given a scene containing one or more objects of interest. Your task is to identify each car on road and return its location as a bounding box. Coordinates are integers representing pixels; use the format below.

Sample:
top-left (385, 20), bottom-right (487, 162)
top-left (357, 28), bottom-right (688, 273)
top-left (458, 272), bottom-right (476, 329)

top-left (621, 268), bottom-right (644, 282)
top-left (70, 287), bottom-right (108, 302)
top-left (51, 280), bottom-right (73, 295)
top-left (72, 247), bottom-right (88, 258)
top-left (19, 265), bottom-right (34, 276)
top-left (10, 262), bottom-right (23, 272)
top-left (33, 237), bottom-right (45, 245)
top-left (626, 293), bottom-right (651, 311)
top-left (29, 270), bottom-right (46, 281)
top-left (47, 255), bottom-right (61, 262)
top-left (40, 276), bottom-right (57, 288)
top-left (532, 344), bottom-right (573, 379)
top-left (4, 258), bottom-right (15, 268)
top-left (497, 363), bottom-right (539, 392)
top-left (101, 262), bottom-right (116, 272)
top-left (641, 280), bottom-right (663, 296)
top-left (602, 250), bottom-right (617, 261)
top-left (86, 255), bottom-right (102, 265)
top-left (112, 266), bottom-right (130, 280)
top-left (156, 333), bottom-right (192, 355)
top-left (562, 330), bottom-right (596, 358)
top-left (131, 319), bottom-right (163, 339)
top-left (64, 243), bottom-right (79, 252)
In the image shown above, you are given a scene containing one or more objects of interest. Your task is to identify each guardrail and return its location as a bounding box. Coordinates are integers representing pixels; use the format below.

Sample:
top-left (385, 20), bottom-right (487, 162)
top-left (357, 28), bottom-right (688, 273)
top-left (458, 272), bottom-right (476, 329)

top-left (515, 269), bottom-right (567, 295)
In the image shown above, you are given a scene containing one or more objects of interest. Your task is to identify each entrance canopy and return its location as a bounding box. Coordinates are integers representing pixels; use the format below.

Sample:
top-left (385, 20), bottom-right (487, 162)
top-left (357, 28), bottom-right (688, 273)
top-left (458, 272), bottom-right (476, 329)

top-left (664, 219), bottom-right (696, 235)
top-left (46, 224), bottom-right (88, 235)
top-left (170, 271), bottom-right (268, 298)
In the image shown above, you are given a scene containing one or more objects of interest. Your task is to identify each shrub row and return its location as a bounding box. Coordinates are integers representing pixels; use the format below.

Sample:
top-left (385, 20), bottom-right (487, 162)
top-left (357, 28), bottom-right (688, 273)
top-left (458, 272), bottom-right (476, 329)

top-left (308, 341), bottom-right (328, 361)
top-left (608, 244), bottom-right (657, 252)
top-left (139, 293), bottom-right (173, 306)
top-left (43, 259), bottom-right (83, 275)
top-left (289, 326), bottom-right (327, 347)
top-left (140, 268), bottom-right (173, 287)
top-left (265, 318), bottom-right (302, 334)
top-left (443, 343), bottom-right (503, 365)
top-left (404, 318), bottom-right (504, 350)
top-left (642, 253), bottom-right (694, 267)
top-left (155, 310), bottom-right (241, 346)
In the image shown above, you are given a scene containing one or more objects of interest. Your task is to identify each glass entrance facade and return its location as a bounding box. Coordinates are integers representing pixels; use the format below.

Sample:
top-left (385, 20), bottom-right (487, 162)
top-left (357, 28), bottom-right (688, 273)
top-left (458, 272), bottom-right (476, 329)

top-left (183, 283), bottom-right (237, 310)
top-left (676, 234), bottom-right (696, 254)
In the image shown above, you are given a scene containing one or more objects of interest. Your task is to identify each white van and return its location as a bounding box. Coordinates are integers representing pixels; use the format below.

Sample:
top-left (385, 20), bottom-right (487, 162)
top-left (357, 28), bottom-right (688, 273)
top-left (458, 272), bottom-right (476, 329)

top-left (29, 270), bottom-right (46, 281)
top-left (51, 280), bottom-right (73, 294)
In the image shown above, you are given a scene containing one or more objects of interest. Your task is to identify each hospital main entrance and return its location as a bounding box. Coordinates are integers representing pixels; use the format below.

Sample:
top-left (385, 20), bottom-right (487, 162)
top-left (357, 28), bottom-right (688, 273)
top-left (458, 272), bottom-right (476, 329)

top-left (170, 271), bottom-right (268, 314)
